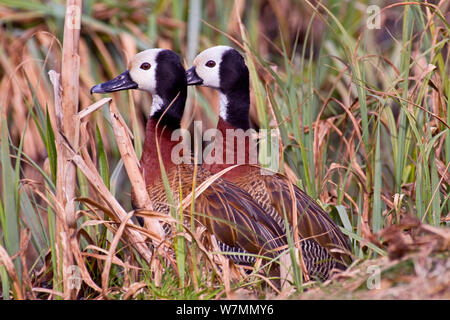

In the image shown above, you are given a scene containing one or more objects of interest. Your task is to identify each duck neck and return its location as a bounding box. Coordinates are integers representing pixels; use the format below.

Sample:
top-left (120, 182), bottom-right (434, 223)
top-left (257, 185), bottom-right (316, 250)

top-left (219, 86), bottom-right (251, 131)
top-left (204, 117), bottom-right (256, 178)
top-left (207, 86), bottom-right (254, 177)
top-left (141, 91), bottom-right (186, 186)
top-left (149, 87), bottom-right (186, 130)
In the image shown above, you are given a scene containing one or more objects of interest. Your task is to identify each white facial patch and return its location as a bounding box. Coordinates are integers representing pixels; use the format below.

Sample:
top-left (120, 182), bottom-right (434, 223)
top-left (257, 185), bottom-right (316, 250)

top-left (128, 48), bottom-right (164, 94)
top-left (128, 48), bottom-right (165, 117)
top-left (192, 45), bottom-right (232, 89)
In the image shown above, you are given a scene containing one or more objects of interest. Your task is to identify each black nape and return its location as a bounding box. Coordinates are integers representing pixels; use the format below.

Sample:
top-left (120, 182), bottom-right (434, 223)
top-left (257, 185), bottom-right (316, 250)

top-left (219, 49), bottom-right (251, 131)
top-left (150, 50), bottom-right (188, 129)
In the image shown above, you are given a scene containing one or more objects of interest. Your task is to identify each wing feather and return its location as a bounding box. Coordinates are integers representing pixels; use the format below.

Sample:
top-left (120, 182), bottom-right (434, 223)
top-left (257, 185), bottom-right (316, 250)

top-left (194, 179), bottom-right (285, 257)
top-left (263, 172), bottom-right (352, 265)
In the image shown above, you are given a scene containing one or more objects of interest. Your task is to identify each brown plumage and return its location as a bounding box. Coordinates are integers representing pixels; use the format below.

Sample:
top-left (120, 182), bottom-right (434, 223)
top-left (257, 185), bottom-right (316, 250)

top-left (187, 46), bottom-right (352, 279)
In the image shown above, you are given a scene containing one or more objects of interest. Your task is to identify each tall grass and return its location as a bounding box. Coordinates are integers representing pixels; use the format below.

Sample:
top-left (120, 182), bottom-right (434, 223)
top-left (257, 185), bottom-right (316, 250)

top-left (0, 0), bottom-right (448, 299)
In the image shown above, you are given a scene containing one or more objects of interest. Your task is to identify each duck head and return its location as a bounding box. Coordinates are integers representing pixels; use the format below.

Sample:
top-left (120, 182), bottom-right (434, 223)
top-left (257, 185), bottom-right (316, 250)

top-left (91, 48), bottom-right (187, 126)
top-left (186, 46), bottom-right (250, 130)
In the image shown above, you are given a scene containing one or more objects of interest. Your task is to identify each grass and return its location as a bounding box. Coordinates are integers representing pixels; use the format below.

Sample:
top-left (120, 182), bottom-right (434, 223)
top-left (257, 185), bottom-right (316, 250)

top-left (0, 0), bottom-right (449, 299)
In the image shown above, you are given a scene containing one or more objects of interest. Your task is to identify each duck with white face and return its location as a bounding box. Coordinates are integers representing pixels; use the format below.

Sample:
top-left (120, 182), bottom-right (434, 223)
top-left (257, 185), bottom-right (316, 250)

top-left (186, 46), bottom-right (353, 280)
top-left (91, 48), bottom-right (187, 126)
top-left (90, 48), bottom-right (287, 271)
top-left (186, 45), bottom-right (251, 131)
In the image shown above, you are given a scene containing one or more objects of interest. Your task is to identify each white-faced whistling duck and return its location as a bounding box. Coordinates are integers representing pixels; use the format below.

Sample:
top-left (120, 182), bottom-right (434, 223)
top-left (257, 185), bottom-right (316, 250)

top-left (186, 46), bottom-right (352, 280)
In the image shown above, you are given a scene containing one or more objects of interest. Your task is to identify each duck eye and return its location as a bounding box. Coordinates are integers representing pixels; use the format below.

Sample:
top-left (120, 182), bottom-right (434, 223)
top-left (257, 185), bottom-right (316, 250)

top-left (140, 62), bottom-right (151, 70)
top-left (205, 60), bottom-right (216, 68)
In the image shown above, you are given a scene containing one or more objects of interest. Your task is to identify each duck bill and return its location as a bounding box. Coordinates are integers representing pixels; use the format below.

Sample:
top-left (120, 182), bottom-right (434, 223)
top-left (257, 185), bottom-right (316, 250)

top-left (186, 67), bottom-right (203, 86)
top-left (91, 71), bottom-right (138, 94)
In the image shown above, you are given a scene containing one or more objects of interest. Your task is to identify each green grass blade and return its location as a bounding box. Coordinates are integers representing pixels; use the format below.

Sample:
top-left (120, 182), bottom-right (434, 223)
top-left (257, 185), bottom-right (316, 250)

top-left (394, 5), bottom-right (414, 193)
top-left (0, 117), bottom-right (22, 294)
top-left (45, 109), bottom-right (57, 182)
top-left (96, 125), bottom-right (110, 189)
top-left (373, 117), bottom-right (382, 233)
top-left (335, 205), bottom-right (353, 234)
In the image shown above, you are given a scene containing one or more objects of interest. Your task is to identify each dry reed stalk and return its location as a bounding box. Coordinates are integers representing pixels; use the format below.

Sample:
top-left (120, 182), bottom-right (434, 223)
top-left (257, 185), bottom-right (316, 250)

top-left (48, 69), bottom-right (76, 299)
top-left (18, 230), bottom-right (34, 299)
top-left (0, 244), bottom-right (24, 299)
top-left (108, 101), bottom-right (165, 241)
top-left (59, 0), bottom-right (81, 210)
top-left (123, 282), bottom-right (147, 300)
top-left (76, 97), bottom-right (112, 120)
top-left (49, 0), bottom-right (82, 299)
